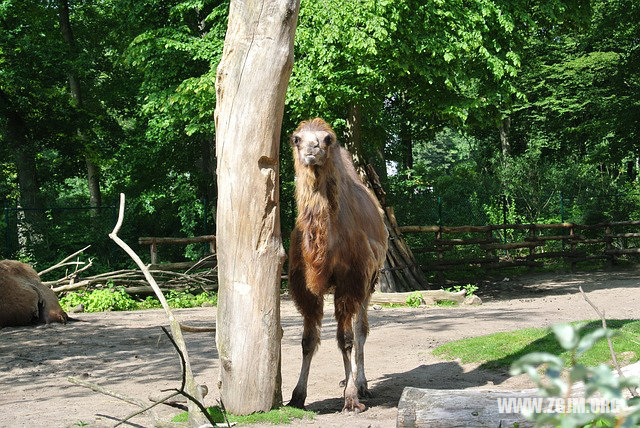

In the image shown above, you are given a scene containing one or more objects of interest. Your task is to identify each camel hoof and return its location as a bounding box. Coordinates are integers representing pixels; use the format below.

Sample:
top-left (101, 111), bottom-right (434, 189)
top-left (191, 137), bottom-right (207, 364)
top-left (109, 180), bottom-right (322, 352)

top-left (358, 387), bottom-right (373, 398)
top-left (289, 392), bottom-right (306, 410)
top-left (342, 396), bottom-right (366, 414)
top-left (339, 379), bottom-right (346, 387)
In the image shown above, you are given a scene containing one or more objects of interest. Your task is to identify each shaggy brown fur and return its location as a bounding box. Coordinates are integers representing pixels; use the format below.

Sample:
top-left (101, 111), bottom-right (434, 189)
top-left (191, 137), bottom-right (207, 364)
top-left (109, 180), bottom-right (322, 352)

top-left (0, 260), bottom-right (69, 327)
top-left (288, 118), bottom-right (388, 413)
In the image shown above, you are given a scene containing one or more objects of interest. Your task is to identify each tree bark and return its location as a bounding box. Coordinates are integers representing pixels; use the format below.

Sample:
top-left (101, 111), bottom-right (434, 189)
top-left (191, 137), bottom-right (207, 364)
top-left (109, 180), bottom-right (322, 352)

top-left (85, 155), bottom-right (101, 208)
top-left (344, 103), bottom-right (429, 292)
top-left (200, 136), bottom-right (217, 208)
top-left (57, 0), bottom-right (102, 212)
top-left (399, 97), bottom-right (413, 170)
top-left (0, 90), bottom-right (44, 231)
top-left (499, 116), bottom-right (511, 160)
top-left (397, 387), bottom-right (532, 427)
top-left (214, 0), bottom-right (299, 415)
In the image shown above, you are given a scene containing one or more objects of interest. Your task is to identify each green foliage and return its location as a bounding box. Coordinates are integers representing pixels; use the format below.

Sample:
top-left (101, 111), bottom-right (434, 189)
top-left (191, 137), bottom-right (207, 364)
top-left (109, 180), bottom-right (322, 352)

top-left (171, 406), bottom-right (314, 425)
top-left (2, 0), bottom-right (639, 287)
top-left (405, 291), bottom-right (424, 307)
top-left (433, 320), bottom-right (640, 369)
top-left (510, 322), bottom-right (640, 427)
top-left (444, 284), bottom-right (479, 296)
top-left (59, 288), bottom-right (217, 312)
top-left (60, 285), bottom-right (138, 312)
top-left (165, 289), bottom-right (217, 308)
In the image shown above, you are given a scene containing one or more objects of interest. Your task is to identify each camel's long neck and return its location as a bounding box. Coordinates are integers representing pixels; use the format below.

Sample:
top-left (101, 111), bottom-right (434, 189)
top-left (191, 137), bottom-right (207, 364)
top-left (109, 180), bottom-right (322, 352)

top-left (295, 162), bottom-right (340, 223)
top-left (295, 162), bottom-right (340, 287)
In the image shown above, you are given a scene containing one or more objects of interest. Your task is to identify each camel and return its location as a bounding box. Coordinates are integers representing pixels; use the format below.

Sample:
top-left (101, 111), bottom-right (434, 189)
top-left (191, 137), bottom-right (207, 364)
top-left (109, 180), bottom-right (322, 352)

top-left (287, 118), bottom-right (388, 413)
top-left (0, 260), bottom-right (69, 327)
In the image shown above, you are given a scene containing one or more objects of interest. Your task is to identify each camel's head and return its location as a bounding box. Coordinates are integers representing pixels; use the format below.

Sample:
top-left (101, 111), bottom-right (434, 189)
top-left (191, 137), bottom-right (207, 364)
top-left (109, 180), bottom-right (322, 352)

top-left (291, 118), bottom-right (337, 167)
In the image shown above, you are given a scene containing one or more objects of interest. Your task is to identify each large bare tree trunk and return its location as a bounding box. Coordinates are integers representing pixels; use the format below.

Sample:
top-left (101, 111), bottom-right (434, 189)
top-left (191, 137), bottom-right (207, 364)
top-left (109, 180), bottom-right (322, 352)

top-left (58, 0), bottom-right (102, 213)
top-left (0, 90), bottom-right (45, 246)
top-left (499, 116), bottom-right (511, 160)
top-left (214, 0), bottom-right (300, 415)
top-left (344, 103), bottom-right (428, 292)
top-left (399, 96), bottom-right (413, 170)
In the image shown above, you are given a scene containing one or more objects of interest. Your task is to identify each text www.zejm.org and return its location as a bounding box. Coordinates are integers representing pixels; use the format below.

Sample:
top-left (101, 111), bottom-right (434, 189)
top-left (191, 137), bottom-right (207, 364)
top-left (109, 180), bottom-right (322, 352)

top-left (497, 397), bottom-right (625, 414)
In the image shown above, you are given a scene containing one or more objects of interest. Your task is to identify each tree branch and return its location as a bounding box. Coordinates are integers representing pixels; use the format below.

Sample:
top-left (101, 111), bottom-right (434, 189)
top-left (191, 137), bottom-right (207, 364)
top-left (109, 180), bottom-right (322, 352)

top-left (578, 286), bottom-right (639, 397)
top-left (109, 193), bottom-right (209, 426)
top-left (38, 245), bottom-right (91, 276)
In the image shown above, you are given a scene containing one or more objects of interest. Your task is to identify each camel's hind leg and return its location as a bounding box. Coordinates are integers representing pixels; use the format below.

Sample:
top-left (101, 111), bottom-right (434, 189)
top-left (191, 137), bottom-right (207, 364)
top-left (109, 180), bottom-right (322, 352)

top-left (335, 288), bottom-right (366, 413)
top-left (339, 300), bottom-right (370, 396)
top-left (354, 297), bottom-right (372, 398)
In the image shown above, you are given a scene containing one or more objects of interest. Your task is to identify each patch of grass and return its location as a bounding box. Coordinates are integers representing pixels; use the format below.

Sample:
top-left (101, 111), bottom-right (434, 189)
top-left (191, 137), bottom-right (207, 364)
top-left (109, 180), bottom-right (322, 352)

top-left (59, 286), bottom-right (217, 312)
top-left (434, 300), bottom-right (459, 307)
top-left (171, 406), bottom-right (314, 425)
top-left (377, 300), bottom-right (460, 309)
top-left (433, 319), bottom-right (640, 369)
top-left (379, 303), bottom-right (406, 308)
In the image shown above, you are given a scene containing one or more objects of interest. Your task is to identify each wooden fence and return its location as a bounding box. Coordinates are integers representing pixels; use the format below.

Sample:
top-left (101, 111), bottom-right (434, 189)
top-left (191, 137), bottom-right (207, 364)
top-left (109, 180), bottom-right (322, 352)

top-left (138, 235), bottom-right (216, 270)
top-left (399, 221), bottom-right (640, 278)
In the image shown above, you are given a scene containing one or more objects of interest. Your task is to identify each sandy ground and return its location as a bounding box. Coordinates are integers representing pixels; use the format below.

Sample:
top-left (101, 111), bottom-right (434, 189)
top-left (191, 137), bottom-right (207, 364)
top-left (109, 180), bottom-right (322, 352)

top-left (1, 268), bottom-right (639, 428)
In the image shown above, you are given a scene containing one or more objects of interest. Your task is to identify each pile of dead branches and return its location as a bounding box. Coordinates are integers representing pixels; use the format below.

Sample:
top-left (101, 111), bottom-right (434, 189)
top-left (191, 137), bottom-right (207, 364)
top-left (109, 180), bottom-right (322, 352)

top-left (38, 247), bottom-right (217, 295)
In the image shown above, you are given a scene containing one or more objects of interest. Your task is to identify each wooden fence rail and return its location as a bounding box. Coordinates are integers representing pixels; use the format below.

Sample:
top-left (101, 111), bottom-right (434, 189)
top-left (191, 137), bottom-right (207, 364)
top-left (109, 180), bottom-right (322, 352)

top-left (138, 235), bottom-right (216, 269)
top-left (399, 221), bottom-right (640, 280)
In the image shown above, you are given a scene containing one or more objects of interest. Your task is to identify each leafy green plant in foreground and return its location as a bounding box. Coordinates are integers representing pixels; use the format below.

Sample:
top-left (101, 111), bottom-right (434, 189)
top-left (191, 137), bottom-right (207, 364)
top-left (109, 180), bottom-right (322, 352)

top-left (171, 405), bottom-right (314, 425)
top-left (510, 323), bottom-right (640, 427)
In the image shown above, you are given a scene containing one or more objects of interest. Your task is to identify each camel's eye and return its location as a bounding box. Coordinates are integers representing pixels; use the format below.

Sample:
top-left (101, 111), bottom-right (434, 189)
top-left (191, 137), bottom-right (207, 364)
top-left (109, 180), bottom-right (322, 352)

top-left (323, 135), bottom-right (332, 146)
top-left (293, 136), bottom-right (301, 146)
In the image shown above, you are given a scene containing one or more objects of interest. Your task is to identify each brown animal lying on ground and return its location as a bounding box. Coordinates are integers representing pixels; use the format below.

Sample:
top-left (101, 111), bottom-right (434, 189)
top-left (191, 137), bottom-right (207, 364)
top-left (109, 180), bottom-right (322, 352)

top-left (0, 260), bottom-right (69, 327)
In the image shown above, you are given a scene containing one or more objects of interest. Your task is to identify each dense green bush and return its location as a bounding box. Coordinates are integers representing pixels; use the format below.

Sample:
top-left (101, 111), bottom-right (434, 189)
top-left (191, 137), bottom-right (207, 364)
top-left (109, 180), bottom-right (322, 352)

top-left (59, 287), bottom-right (217, 312)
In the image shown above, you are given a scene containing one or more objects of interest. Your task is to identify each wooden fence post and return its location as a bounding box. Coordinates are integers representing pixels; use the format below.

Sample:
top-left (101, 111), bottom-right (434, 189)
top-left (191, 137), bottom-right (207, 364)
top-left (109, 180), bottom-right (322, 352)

top-left (435, 227), bottom-right (444, 286)
top-left (569, 225), bottom-right (576, 271)
top-left (605, 225), bottom-right (614, 267)
top-left (150, 241), bottom-right (158, 265)
top-left (528, 224), bottom-right (537, 270)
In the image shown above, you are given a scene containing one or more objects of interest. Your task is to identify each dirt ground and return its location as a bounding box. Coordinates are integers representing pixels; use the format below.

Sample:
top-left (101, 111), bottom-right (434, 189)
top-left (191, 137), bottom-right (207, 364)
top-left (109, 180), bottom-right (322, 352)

top-left (1, 268), bottom-right (639, 428)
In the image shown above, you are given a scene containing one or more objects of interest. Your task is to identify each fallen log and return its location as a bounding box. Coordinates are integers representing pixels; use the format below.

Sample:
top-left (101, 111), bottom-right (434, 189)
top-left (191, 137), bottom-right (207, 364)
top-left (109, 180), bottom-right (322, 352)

top-left (367, 289), bottom-right (475, 305)
top-left (397, 387), bottom-right (532, 427)
top-left (397, 362), bottom-right (640, 427)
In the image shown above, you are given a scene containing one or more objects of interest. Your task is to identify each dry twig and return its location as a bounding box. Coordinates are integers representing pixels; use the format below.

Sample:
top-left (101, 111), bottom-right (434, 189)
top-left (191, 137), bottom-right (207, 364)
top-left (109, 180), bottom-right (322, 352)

top-left (38, 245), bottom-right (91, 276)
top-left (109, 193), bottom-right (209, 426)
top-left (578, 285), bottom-right (639, 397)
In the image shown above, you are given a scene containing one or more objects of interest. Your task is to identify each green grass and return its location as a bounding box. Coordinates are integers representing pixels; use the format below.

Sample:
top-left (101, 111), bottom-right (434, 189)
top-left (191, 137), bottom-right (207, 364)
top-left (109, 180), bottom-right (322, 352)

top-left (171, 406), bottom-right (314, 425)
top-left (433, 319), bottom-right (640, 369)
top-left (378, 300), bottom-right (460, 308)
top-left (434, 300), bottom-right (459, 307)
